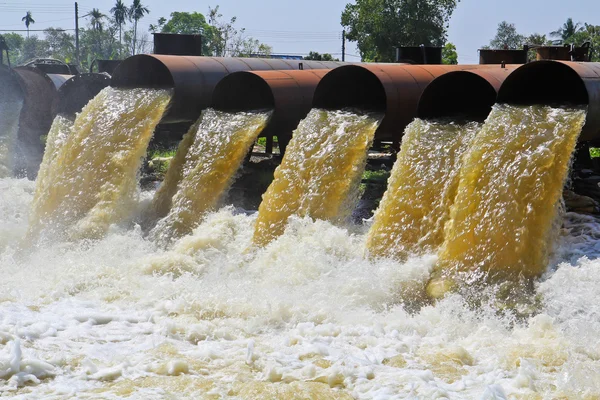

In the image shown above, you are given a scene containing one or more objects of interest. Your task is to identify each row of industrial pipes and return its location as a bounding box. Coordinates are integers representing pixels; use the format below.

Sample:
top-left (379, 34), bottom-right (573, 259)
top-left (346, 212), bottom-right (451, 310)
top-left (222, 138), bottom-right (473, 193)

top-left (2, 55), bottom-right (600, 175)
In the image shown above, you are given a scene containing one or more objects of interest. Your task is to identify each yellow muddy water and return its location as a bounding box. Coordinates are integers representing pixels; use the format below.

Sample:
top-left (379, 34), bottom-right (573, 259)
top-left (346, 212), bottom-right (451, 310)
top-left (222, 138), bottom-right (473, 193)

top-left (27, 87), bottom-right (172, 242)
top-left (253, 109), bottom-right (383, 247)
top-left (427, 104), bottom-right (587, 298)
top-left (366, 119), bottom-right (481, 260)
top-left (0, 100), bottom-right (23, 177)
top-left (149, 109), bottom-right (271, 244)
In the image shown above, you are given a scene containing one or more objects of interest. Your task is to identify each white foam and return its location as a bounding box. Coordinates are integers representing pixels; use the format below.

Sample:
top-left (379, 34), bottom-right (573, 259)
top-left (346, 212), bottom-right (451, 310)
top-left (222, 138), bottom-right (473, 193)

top-left (1, 177), bottom-right (600, 398)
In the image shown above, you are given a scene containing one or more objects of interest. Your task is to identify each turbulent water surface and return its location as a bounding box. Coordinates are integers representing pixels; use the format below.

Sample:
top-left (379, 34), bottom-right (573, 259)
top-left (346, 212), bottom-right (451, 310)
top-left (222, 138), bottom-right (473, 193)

top-left (429, 105), bottom-right (587, 297)
top-left (253, 109), bottom-right (383, 247)
top-left (27, 88), bottom-right (172, 242)
top-left (2, 178), bottom-right (600, 398)
top-left (148, 108), bottom-right (272, 244)
top-left (367, 119), bottom-right (481, 260)
top-left (0, 100), bottom-right (23, 178)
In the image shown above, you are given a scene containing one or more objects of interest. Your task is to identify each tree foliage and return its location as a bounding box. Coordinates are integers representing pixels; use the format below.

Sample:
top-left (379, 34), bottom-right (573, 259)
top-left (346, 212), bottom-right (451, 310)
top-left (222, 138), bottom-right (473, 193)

top-left (304, 51), bottom-right (339, 61)
top-left (442, 42), bottom-right (457, 64)
top-left (151, 9), bottom-right (272, 57)
top-left (341, 0), bottom-right (459, 62)
top-left (550, 18), bottom-right (583, 42)
top-left (488, 21), bottom-right (524, 49)
top-left (22, 11), bottom-right (35, 38)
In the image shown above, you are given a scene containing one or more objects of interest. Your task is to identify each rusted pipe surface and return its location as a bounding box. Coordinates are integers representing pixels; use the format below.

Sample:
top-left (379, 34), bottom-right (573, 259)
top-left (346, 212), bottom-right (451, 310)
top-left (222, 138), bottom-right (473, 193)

top-left (56, 73), bottom-right (110, 118)
top-left (418, 67), bottom-right (518, 121)
top-left (110, 55), bottom-right (345, 124)
top-left (313, 64), bottom-right (507, 143)
top-left (0, 65), bottom-right (24, 104)
top-left (497, 61), bottom-right (600, 142)
top-left (212, 69), bottom-right (328, 153)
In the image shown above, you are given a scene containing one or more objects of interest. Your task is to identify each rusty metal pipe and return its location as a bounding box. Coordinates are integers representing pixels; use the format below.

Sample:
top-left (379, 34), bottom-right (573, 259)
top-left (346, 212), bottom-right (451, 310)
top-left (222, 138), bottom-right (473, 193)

top-left (211, 69), bottom-right (329, 154)
top-left (417, 67), bottom-right (517, 122)
top-left (312, 64), bottom-right (518, 144)
top-left (497, 60), bottom-right (600, 143)
top-left (110, 54), bottom-right (345, 124)
top-left (0, 64), bottom-right (24, 105)
top-left (56, 73), bottom-right (111, 118)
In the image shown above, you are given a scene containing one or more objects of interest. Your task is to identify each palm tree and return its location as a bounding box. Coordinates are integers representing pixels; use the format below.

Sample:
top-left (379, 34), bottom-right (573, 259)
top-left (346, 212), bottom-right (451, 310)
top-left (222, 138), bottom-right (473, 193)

top-left (22, 11), bottom-right (35, 38)
top-left (550, 18), bottom-right (583, 42)
top-left (111, 0), bottom-right (127, 47)
top-left (88, 8), bottom-right (106, 32)
top-left (129, 0), bottom-right (149, 55)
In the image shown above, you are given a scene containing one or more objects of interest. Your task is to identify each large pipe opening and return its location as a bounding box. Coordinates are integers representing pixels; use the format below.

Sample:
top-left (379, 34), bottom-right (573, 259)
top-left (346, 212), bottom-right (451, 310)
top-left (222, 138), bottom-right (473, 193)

top-left (111, 55), bottom-right (174, 89)
top-left (212, 72), bottom-right (274, 112)
top-left (418, 71), bottom-right (498, 122)
top-left (56, 73), bottom-right (111, 118)
top-left (313, 65), bottom-right (386, 112)
top-left (497, 61), bottom-right (588, 107)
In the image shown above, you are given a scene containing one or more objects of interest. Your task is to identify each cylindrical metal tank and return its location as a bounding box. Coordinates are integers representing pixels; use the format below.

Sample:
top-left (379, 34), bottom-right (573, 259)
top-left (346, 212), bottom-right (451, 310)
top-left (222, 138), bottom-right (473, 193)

top-left (417, 67), bottom-right (518, 121)
top-left (211, 69), bottom-right (328, 154)
top-left (56, 73), bottom-right (111, 118)
top-left (0, 64), bottom-right (24, 105)
top-left (497, 61), bottom-right (600, 143)
top-left (110, 54), bottom-right (346, 124)
top-left (312, 64), bottom-right (507, 144)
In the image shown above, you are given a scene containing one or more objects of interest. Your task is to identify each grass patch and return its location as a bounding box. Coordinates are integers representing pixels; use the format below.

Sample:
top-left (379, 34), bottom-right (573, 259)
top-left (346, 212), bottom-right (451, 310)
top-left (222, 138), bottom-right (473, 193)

top-left (362, 169), bottom-right (390, 183)
top-left (591, 148), bottom-right (600, 159)
top-left (148, 148), bottom-right (177, 160)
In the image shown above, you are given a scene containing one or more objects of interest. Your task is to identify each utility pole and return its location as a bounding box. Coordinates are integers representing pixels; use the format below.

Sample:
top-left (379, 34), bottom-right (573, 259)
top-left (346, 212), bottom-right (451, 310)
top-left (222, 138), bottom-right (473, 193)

top-left (342, 30), bottom-right (346, 62)
top-left (75, 2), bottom-right (80, 66)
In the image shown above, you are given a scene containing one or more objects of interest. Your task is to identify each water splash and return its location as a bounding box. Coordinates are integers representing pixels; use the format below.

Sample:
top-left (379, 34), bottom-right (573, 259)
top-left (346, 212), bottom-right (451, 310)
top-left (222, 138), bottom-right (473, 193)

top-left (148, 109), bottom-right (271, 244)
top-left (27, 87), bottom-right (172, 242)
top-left (0, 100), bottom-right (23, 177)
top-left (253, 109), bottom-right (383, 247)
top-left (428, 105), bottom-right (587, 298)
top-left (367, 119), bottom-right (480, 260)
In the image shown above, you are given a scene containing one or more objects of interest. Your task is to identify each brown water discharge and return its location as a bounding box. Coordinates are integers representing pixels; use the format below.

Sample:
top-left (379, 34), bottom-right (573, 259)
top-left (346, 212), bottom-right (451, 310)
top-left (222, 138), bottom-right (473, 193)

top-left (366, 119), bottom-right (481, 260)
top-left (148, 108), bottom-right (271, 244)
top-left (0, 100), bottom-right (24, 177)
top-left (253, 109), bottom-right (383, 247)
top-left (27, 87), bottom-right (172, 242)
top-left (427, 104), bottom-right (587, 298)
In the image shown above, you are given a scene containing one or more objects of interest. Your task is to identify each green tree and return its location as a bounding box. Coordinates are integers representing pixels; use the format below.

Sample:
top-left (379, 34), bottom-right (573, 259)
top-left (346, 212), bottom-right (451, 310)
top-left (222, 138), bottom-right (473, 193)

top-left (88, 8), bottom-right (106, 32)
top-left (304, 51), bottom-right (339, 61)
top-left (129, 0), bottom-right (150, 55)
top-left (2, 33), bottom-right (24, 65)
top-left (550, 18), bottom-right (583, 43)
top-left (44, 28), bottom-right (75, 62)
top-left (442, 42), bottom-right (458, 64)
top-left (568, 23), bottom-right (600, 61)
top-left (488, 21), bottom-right (524, 49)
top-left (341, 0), bottom-right (459, 62)
top-left (20, 36), bottom-right (48, 63)
top-left (111, 0), bottom-right (128, 46)
top-left (22, 11), bottom-right (35, 39)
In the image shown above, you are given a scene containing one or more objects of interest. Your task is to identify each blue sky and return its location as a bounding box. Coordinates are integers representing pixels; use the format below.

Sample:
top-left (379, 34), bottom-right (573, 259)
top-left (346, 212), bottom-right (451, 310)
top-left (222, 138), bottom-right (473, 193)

top-left (0, 0), bottom-right (598, 63)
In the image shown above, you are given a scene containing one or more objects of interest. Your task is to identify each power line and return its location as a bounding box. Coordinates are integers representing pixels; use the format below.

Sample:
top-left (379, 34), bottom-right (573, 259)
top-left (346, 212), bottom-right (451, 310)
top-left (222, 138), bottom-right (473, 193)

top-left (0, 28), bottom-right (73, 31)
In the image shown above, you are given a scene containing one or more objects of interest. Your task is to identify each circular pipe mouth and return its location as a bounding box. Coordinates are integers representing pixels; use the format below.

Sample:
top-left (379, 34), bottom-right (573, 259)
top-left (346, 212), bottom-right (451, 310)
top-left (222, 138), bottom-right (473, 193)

top-left (313, 65), bottom-right (386, 112)
top-left (418, 71), bottom-right (498, 122)
top-left (111, 55), bottom-right (175, 89)
top-left (497, 61), bottom-right (588, 107)
top-left (57, 73), bottom-right (111, 117)
top-left (212, 72), bottom-right (274, 112)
